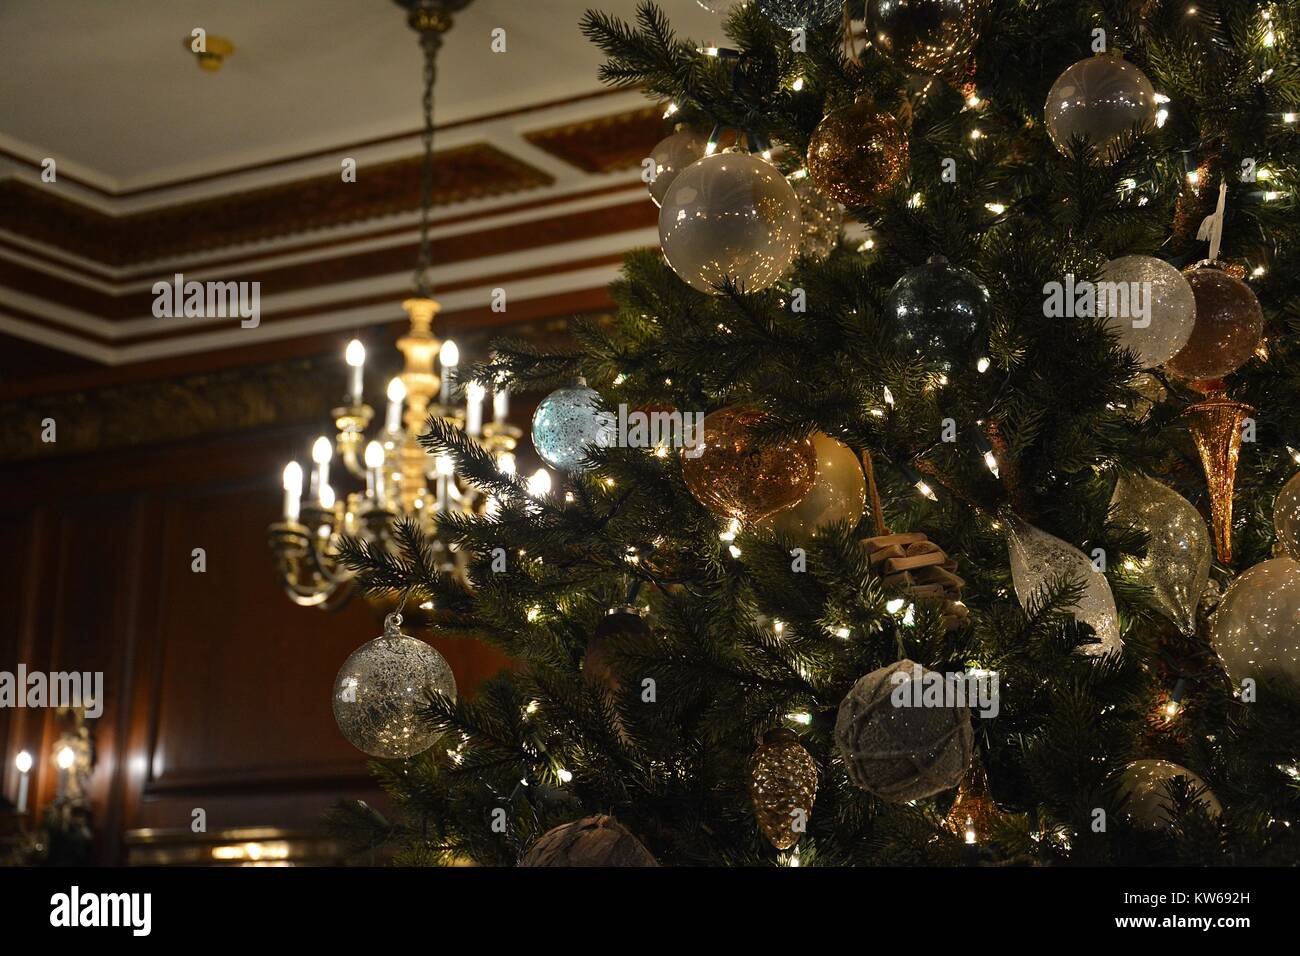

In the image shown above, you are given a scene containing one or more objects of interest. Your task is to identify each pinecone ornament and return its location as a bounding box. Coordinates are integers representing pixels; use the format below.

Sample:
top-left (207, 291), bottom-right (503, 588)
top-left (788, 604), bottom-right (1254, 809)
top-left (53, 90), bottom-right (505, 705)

top-left (519, 814), bottom-right (658, 867)
top-left (862, 531), bottom-right (969, 630)
top-left (749, 728), bottom-right (818, 850)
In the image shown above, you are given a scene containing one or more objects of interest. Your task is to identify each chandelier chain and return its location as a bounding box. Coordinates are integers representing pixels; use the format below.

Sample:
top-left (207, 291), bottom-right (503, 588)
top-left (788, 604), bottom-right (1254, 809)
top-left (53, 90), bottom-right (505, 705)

top-left (414, 30), bottom-right (442, 297)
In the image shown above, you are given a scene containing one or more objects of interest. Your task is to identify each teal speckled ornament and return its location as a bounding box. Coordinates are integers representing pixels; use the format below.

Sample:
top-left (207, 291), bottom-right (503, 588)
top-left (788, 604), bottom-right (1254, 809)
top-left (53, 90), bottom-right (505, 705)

top-left (531, 380), bottom-right (615, 472)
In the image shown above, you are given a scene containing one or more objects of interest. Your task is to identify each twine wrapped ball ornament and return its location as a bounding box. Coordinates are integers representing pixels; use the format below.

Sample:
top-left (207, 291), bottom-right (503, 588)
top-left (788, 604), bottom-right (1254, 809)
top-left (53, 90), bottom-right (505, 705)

top-left (834, 659), bottom-right (974, 803)
top-left (749, 728), bottom-right (819, 850)
top-left (519, 814), bottom-right (658, 867)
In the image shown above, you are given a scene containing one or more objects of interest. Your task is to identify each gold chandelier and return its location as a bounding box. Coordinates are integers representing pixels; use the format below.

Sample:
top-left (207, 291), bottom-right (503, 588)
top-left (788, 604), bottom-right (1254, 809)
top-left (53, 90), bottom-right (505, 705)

top-left (266, 0), bottom-right (522, 613)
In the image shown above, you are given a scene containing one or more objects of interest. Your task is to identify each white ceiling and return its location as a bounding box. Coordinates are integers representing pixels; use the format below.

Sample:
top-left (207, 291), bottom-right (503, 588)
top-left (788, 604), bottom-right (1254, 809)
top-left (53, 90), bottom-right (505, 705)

top-left (0, 0), bottom-right (724, 191)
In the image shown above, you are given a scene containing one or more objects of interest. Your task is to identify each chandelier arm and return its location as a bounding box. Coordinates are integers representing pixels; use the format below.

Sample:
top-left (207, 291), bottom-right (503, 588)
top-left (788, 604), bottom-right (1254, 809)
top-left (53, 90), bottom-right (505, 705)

top-left (413, 30), bottom-right (440, 297)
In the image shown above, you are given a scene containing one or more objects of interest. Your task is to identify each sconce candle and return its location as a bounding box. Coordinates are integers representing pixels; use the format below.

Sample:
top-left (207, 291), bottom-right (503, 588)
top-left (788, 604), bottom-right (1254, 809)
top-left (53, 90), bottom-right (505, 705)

top-left (15, 750), bottom-right (32, 814)
top-left (466, 381), bottom-right (485, 436)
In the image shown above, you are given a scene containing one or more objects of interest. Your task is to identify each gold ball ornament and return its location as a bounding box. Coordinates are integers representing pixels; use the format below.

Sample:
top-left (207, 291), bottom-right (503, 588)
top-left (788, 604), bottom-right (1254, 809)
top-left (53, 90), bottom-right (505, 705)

top-left (834, 659), bottom-right (974, 803)
top-left (1164, 263), bottom-right (1264, 382)
top-left (749, 728), bottom-right (819, 851)
top-left (865, 0), bottom-right (982, 76)
top-left (1275, 472), bottom-right (1300, 561)
top-left (519, 814), bottom-right (658, 867)
top-left (658, 150), bottom-right (802, 294)
top-left (1044, 54), bottom-right (1157, 161)
top-left (681, 406), bottom-right (817, 523)
top-left (807, 98), bottom-right (909, 207)
top-left (1209, 557), bottom-right (1300, 685)
top-left (1115, 759), bottom-right (1221, 831)
top-left (760, 433), bottom-right (865, 544)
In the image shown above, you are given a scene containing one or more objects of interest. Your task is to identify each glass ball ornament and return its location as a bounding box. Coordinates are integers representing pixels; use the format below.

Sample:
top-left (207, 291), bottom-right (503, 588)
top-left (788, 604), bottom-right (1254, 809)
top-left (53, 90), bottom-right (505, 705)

top-left (1109, 472), bottom-right (1210, 636)
top-left (1163, 263), bottom-right (1263, 382)
top-left (531, 380), bottom-right (615, 472)
top-left (695, 0), bottom-right (746, 13)
top-left (759, 432), bottom-right (865, 544)
top-left (1097, 256), bottom-right (1196, 368)
top-left (1209, 557), bottom-right (1300, 685)
top-left (1005, 515), bottom-right (1122, 656)
top-left (884, 255), bottom-right (991, 371)
top-left (807, 98), bottom-right (909, 207)
top-left (758, 0), bottom-right (843, 30)
top-left (681, 405), bottom-right (817, 523)
top-left (790, 174), bottom-right (843, 260)
top-left (658, 151), bottom-right (802, 294)
top-left (1274, 472), bottom-right (1300, 561)
top-left (647, 126), bottom-right (707, 207)
top-left (332, 613), bottom-right (457, 759)
top-left (1115, 760), bottom-right (1221, 831)
top-left (1044, 54), bottom-right (1157, 161)
top-left (865, 0), bottom-right (981, 75)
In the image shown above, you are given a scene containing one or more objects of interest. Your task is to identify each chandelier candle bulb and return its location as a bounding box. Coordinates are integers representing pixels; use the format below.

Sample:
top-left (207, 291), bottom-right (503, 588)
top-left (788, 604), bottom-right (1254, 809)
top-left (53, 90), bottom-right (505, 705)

top-left (345, 339), bottom-right (366, 406)
top-left (493, 386), bottom-right (509, 423)
top-left (282, 462), bottom-right (303, 522)
top-left (15, 750), bottom-right (32, 814)
top-left (365, 442), bottom-right (385, 502)
top-left (311, 437), bottom-right (333, 501)
top-left (385, 378), bottom-right (406, 433)
top-left (466, 381), bottom-right (485, 435)
top-left (439, 340), bottom-right (459, 406)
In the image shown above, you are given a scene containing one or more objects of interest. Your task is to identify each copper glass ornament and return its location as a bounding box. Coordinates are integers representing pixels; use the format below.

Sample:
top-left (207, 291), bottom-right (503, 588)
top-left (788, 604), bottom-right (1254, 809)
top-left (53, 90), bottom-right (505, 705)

top-left (1044, 54), bottom-right (1157, 161)
top-left (942, 755), bottom-right (1000, 844)
top-left (866, 0), bottom-right (981, 76)
top-left (1183, 395), bottom-right (1254, 563)
top-left (807, 98), bottom-right (909, 207)
top-left (681, 406), bottom-right (816, 523)
top-left (1164, 264), bottom-right (1264, 381)
top-left (749, 728), bottom-right (819, 850)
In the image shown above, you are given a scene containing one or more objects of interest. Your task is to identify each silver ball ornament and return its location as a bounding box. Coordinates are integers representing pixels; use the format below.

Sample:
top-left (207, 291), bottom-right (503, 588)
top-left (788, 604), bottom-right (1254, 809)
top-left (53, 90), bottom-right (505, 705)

top-left (1115, 759), bottom-right (1221, 831)
top-left (648, 126), bottom-right (707, 207)
top-left (1044, 54), bottom-right (1157, 161)
top-left (332, 614), bottom-right (457, 759)
top-left (758, 0), bottom-right (843, 30)
top-left (1275, 472), bottom-right (1300, 561)
top-left (790, 174), bottom-right (843, 261)
top-left (659, 151), bottom-right (802, 294)
top-left (531, 381), bottom-right (614, 472)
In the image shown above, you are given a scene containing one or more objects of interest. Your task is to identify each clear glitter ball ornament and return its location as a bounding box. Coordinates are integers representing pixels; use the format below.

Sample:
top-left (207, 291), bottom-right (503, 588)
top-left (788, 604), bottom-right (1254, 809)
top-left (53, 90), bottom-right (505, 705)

top-left (332, 613), bottom-right (457, 759)
top-left (790, 174), bottom-right (843, 261)
top-left (531, 380), bottom-right (615, 472)
top-left (758, 0), bottom-right (843, 31)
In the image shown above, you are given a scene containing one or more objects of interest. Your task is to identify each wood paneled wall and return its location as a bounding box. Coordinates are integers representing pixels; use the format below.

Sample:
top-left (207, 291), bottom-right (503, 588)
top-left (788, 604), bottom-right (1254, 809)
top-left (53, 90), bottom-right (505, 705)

top-left (0, 420), bottom-right (510, 864)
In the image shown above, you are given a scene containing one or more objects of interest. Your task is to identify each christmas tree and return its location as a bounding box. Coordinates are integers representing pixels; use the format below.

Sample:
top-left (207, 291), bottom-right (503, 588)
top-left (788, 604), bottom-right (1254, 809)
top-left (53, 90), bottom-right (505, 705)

top-left (328, 0), bottom-right (1300, 866)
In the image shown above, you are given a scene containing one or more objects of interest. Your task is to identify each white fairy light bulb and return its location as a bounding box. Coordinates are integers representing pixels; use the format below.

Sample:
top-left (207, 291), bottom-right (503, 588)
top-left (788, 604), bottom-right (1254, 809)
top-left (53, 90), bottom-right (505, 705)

top-left (527, 468), bottom-right (553, 497)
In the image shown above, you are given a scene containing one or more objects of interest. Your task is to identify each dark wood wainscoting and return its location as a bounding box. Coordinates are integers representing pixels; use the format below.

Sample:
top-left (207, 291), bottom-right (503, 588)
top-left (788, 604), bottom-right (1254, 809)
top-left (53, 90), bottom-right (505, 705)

top-left (0, 421), bottom-right (510, 864)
